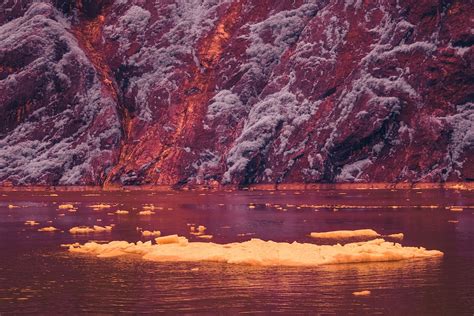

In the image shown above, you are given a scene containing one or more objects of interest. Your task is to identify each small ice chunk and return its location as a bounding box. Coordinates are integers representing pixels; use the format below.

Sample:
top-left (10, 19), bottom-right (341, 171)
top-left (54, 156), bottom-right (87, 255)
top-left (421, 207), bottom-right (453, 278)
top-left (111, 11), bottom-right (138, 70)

top-left (310, 229), bottom-right (380, 239)
top-left (142, 230), bottom-right (161, 237)
top-left (138, 210), bottom-right (155, 215)
top-left (58, 204), bottom-right (74, 209)
top-left (353, 290), bottom-right (371, 296)
top-left (61, 243), bottom-right (80, 248)
top-left (89, 204), bottom-right (112, 209)
top-left (197, 235), bottom-right (213, 239)
top-left (24, 220), bottom-right (39, 226)
top-left (237, 233), bottom-right (256, 236)
top-left (386, 233), bottom-right (404, 240)
top-left (191, 225), bottom-right (208, 236)
top-left (92, 226), bottom-right (112, 233)
top-left (69, 226), bottom-right (112, 234)
top-left (115, 210), bottom-right (129, 215)
top-left (155, 235), bottom-right (189, 246)
top-left (38, 226), bottom-right (58, 232)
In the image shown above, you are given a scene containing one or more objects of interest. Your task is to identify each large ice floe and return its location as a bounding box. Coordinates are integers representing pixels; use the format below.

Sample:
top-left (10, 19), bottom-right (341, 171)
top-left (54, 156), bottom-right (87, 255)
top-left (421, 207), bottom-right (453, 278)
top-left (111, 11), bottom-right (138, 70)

top-left (68, 233), bottom-right (443, 266)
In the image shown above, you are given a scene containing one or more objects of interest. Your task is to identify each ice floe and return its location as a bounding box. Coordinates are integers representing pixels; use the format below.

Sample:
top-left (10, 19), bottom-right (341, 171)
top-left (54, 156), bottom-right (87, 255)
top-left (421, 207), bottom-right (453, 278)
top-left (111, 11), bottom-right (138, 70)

top-left (89, 204), bottom-right (112, 209)
top-left (310, 229), bottom-right (380, 239)
top-left (138, 210), bottom-right (155, 215)
top-left (196, 235), bottom-right (213, 239)
top-left (310, 229), bottom-right (405, 240)
top-left (386, 233), bottom-right (404, 240)
top-left (38, 226), bottom-right (58, 232)
top-left (141, 230), bottom-right (161, 237)
top-left (58, 204), bottom-right (74, 209)
top-left (69, 226), bottom-right (113, 234)
top-left (69, 237), bottom-right (443, 266)
top-left (190, 225), bottom-right (208, 236)
top-left (155, 235), bottom-right (189, 246)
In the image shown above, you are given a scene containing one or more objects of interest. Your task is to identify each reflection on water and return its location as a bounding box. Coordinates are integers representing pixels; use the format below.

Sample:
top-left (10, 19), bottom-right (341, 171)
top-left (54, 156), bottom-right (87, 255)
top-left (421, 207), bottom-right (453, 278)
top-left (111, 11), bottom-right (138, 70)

top-left (0, 189), bottom-right (473, 314)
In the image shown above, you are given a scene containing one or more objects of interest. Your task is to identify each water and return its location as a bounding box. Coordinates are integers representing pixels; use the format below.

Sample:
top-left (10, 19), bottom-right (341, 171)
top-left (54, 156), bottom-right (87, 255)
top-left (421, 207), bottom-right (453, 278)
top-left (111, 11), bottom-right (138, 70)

top-left (0, 189), bottom-right (473, 314)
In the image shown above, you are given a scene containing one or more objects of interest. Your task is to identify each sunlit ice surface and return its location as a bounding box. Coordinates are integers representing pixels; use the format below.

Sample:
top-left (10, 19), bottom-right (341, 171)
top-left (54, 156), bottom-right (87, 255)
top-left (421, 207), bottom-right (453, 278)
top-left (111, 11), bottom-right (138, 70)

top-left (0, 188), bottom-right (473, 314)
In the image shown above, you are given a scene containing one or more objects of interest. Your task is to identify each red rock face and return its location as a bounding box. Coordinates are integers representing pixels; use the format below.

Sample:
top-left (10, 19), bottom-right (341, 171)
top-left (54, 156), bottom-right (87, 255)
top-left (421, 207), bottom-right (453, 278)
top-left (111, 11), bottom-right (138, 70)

top-left (0, 0), bottom-right (472, 186)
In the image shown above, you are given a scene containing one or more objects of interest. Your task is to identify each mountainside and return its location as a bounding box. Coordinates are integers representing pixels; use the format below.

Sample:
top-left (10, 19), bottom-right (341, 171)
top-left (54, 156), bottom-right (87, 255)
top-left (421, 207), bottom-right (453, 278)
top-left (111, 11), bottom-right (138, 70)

top-left (0, 0), bottom-right (473, 187)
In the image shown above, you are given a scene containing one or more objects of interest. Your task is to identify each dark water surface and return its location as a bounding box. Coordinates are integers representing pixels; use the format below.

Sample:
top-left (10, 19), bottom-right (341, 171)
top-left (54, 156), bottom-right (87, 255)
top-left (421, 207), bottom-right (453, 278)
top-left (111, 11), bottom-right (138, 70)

top-left (0, 189), bottom-right (473, 314)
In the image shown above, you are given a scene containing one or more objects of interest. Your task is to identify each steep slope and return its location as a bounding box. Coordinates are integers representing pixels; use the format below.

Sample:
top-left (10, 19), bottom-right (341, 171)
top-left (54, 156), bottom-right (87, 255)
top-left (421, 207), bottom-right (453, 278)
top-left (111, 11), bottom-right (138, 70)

top-left (0, 2), bottom-right (121, 185)
top-left (0, 0), bottom-right (472, 186)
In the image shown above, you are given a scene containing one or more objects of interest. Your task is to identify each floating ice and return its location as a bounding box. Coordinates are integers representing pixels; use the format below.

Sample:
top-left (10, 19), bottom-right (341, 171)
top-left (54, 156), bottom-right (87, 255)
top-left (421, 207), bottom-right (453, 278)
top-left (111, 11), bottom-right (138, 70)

top-left (24, 220), bottom-right (39, 226)
top-left (143, 205), bottom-right (161, 211)
top-left (69, 226), bottom-right (112, 234)
top-left (61, 243), bottom-right (80, 248)
top-left (115, 210), bottom-right (129, 215)
top-left (310, 229), bottom-right (405, 240)
top-left (138, 210), bottom-right (155, 215)
top-left (69, 237), bottom-right (443, 266)
top-left (386, 233), bottom-right (404, 240)
top-left (190, 225), bottom-right (208, 236)
top-left (353, 290), bottom-right (371, 296)
top-left (196, 235), bottom-right (213, 239)
top-left (142, 230), bottom-right (161, 237)
top-left (58, 204), bottom-right (74, 209)
top-left (89, 204), bottom-right (112, 209)
top-left (38, 226), bottom-right (58, 232)
top-left (237, 233), bottom-right (256, 236)
top-left (155, 235), bottom-right (189, 246)
top-left (310, 229), bottom-right (380, 239)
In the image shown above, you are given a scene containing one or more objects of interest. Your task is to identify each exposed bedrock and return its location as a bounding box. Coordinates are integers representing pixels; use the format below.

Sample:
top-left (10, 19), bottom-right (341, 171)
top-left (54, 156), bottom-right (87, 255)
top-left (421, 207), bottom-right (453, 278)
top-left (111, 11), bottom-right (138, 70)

top-left (0, 0), bottom-right (472, 186)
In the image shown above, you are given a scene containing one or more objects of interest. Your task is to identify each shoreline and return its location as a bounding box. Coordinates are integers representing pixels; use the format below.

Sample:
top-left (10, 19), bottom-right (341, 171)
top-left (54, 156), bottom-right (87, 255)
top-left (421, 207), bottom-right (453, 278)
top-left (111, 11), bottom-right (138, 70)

top-left (0, 182), bottom-right (472, 192)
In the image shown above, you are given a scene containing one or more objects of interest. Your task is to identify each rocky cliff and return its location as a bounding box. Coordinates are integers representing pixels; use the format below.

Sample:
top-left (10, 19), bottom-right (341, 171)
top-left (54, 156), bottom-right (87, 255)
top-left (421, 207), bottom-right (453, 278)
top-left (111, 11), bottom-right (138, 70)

top-left (0, 0), bottom-right (472, 186)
